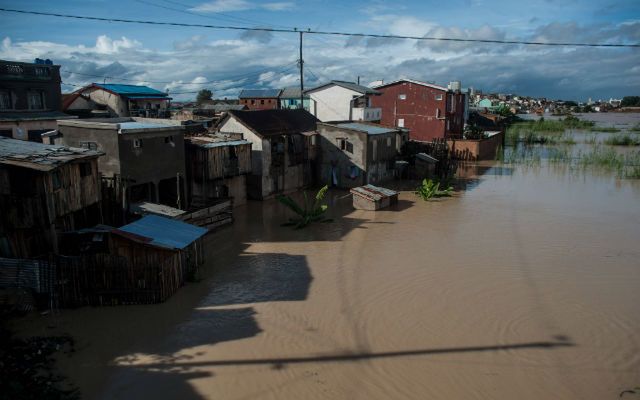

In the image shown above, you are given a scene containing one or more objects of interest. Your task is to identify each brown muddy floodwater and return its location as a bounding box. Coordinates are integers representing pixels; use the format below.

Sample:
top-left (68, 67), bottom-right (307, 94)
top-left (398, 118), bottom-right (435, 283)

top-left (13, 161), bottom-right (640, 399)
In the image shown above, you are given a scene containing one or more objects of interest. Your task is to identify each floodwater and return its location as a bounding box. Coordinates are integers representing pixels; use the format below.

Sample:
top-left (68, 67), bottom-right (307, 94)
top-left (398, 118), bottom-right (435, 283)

top-left (13, 118), bottom-right (640, 399)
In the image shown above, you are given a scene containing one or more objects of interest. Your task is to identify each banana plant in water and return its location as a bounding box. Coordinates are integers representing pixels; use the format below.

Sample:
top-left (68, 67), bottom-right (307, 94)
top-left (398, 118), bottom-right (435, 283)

top-left (277, 185), bottom-right (331, 229)
top-left (416, 179), bottom-right (453, 201)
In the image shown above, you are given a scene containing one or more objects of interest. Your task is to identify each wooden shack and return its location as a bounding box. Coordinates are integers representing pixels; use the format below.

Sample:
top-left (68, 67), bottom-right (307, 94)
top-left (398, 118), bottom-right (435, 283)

top-left (350, 184), bottom-right (399, 211)
top-left (185, 135), bottom-right (252, 208)
top-left (0, 137), bottom-right (103, 258)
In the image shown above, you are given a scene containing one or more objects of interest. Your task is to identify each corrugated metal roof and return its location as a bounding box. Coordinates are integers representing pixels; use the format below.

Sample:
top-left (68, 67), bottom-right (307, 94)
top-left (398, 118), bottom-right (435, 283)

top-left (373, 79), bottom-right (448, 92)
top-left (306, 81), bottom-right (380, 95)
top-left (0, 137), bottom-right (102, 171)
top-left (336, 122), bottom-right (397, 135)
top-left (416, 153), bottom-right (438, 163)
top-left (114, 215), bottom-right (207, 250)
top-left (280, 87), bottom-right (309, 99)
top-left (94, 83), bottom-right (168, 96)
top-left (124, 95), bottom-right (172, 100)
top-left (238, 89), bottom-right (282, 98)
top-left (118, 121), bottom-right (180, 131)
top-left (199, 104), bottom-right (247, 111)
top-left (130, 202), bottom-right (187, 218)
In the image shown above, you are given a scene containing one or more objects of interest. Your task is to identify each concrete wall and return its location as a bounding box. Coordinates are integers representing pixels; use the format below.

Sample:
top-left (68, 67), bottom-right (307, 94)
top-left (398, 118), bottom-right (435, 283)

top-left (0, 61), bottom-right (62, 112)
top-left (309, 85), bottom-right (362, 122)
top-left (447, 131), bottom-right (504, 161)
top-left (0, 119), bottom-right (58, 141)
top-left (317, 124), bottom-right (397, 188)
top-left (87, 89), bottom-right (128, 117)
top-left (55, 123), bottom-right (122, 176)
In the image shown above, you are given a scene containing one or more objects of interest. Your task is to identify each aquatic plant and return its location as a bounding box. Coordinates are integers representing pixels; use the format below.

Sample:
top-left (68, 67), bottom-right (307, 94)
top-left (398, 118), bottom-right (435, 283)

top-left (416, 179), bottom-right (453, 201)
top-left (277, 185), bottom-right (331, 229)
top-left (603, 134), bottom-right (640, 146)
top-left (585, 134), bottom-right (598, 145)
top-left (630, 123), bottom-right (640, 132)
top-left (593, 126), bottom-right (621, 133)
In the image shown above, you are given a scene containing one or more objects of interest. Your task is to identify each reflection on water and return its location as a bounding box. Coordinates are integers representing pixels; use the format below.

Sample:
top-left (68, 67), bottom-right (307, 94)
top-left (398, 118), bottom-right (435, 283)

top-left (13, 130), bottom-right (640, 400)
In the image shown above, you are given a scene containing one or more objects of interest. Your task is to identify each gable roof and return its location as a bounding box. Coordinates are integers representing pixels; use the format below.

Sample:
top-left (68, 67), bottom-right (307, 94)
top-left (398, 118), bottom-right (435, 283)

top-left (372, 79), bottom-right (448, 92)
top-left (280, 87), bottom-right (309, 99)
top-left (238, 89), bottom-right (282, 99)
top-left (113, 215), bottom-right (207, 250)
top-left (0, 137), bottom-right (102, 172)
top-left (332, 122), bottom-right (398, 135)
top-left (223, 109), bottom-right (318, 138)
top-left (90, 83), bottom-right (169, 98)
top-left (305, 80), bottom-right (380, 95)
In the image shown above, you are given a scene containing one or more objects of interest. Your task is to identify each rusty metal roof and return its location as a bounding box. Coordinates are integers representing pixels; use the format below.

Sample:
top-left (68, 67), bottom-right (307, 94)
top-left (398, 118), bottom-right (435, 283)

top-left (0, 137), bottom-right (102, 171)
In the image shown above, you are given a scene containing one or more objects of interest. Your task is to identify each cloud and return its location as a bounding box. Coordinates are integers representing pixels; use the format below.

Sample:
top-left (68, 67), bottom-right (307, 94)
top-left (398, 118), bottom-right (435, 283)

top-left (190, 0), bottom-right (294, 12)
top-left (240, 29), bottom-right (274, 44)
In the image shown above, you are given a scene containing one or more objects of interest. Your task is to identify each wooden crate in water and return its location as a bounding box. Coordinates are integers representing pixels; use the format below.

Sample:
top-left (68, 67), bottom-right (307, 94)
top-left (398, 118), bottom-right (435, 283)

top-left (350, 185), bottom-right (398, 211)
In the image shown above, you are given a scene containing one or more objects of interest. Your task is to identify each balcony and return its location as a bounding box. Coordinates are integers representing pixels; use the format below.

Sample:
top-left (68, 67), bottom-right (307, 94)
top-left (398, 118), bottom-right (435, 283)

top-left (130, 108), bottom-right (171, 119)
top-left (352, 107), bottom-right (381, 122)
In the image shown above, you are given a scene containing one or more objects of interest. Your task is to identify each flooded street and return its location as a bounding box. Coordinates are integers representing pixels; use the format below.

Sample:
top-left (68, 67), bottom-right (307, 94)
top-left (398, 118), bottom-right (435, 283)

top-left (13, 128), bottom-right (640, 399)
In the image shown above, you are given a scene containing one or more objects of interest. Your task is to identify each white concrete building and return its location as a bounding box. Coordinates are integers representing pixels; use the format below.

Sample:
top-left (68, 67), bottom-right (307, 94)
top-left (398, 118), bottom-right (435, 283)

top-left (305, 81), bottom-right (381, 122)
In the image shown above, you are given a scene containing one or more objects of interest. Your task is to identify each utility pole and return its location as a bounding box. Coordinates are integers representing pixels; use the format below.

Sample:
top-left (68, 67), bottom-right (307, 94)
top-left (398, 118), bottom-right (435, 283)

top-left (299, 31), bottom-right (304, 109)
top-left (357, 76), bottom-right (360, 85)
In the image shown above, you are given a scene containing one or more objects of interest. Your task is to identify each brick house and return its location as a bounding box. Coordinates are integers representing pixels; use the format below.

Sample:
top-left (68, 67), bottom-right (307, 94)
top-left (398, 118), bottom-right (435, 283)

top-left (238, 89), bottom-right (282, 110)
top-left (371, 79), bottom-right (466, 142)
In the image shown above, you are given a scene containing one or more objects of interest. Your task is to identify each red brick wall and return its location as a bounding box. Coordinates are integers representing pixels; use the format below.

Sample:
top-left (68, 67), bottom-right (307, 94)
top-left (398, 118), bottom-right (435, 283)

top-left (239, 98), bottom-right (279, 110)
top-left (370, 81), bottom-right (465, 142)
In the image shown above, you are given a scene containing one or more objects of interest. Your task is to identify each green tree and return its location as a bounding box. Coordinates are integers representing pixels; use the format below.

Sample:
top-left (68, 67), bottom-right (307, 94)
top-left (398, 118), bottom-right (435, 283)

top-left (621, 96), bottom-right (640, 107)
top-left (196, 89), bottom-right (213, 104)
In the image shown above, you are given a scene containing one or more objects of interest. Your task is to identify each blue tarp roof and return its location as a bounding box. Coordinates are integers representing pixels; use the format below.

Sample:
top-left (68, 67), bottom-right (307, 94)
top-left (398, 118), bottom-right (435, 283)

top-left (94, 83), bottom-right (168, 97)
top-left (115, 215), bottom-right (207, 250)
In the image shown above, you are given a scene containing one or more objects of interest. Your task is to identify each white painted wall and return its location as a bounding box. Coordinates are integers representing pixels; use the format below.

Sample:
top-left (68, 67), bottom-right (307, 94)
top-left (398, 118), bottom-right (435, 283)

top-left (309, 85), bottom-right (362, 122)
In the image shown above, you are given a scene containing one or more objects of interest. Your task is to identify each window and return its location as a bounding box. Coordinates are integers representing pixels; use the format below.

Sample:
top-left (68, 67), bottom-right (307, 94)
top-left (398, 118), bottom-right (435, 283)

top-left (229, 146), bottom-right (238, 160)
top-left (346, 141), bottom-right (353, 154)
top-left (372, 139), bottom-right (378, 161)
top-left (0, 90), bottom-right (13, 109)
top-left (0, 130), bottom-right (11, 138)
top-left (51, 171), bottom-right (62, 190)
top-left (311, 135), bottom-right (317, 146)
top-left (386, 137), bottom-right (392, 147)
top-left (398, 94), bottom-right (406, 100)
top-left (164, 135), bottom-right (174, 144)
top-left (436, 109), bottom-right (441, 118)
top-left (251, 99), bottom-right (255, 105)
top-left (81, 142), bottom-right (98, 150)
top-left (35, 67), bottom-right (50, 77)
top-left (79, 162), bottom-right (92, 177)
top-left (261, 99), bottom-right (265, 105)
top-left (27, 91), bottom-right (45, 110)
top-left (133, 139), bottom-right (143, 148)
top-left (446, 120), bottom-right (450, 131)
top-left (435, 94), bottom-right (443, 101)
top-left (397, 118), bottom-right (404, 128)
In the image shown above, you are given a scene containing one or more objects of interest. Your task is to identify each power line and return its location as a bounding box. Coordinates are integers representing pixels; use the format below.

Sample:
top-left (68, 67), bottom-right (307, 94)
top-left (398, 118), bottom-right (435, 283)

top-left (1, 7), bottom-right (638, 48)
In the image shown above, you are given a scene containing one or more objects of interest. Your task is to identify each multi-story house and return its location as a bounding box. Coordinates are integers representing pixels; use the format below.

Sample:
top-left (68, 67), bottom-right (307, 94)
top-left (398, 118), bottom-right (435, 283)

top-left (0, 59), bottom-right (75, 142)
top-left (238, 89), bottom-right (282, 110)
top-left (217, 109), bottom-right (318, 199)
top-left (305, 81), bottom-right (381, 122)
top-left (371, 79), bottom-right (466, 142)
top-left (63, 83), bottom-right (171, 118)
top-left (279, 87), bottom-right (310, 111)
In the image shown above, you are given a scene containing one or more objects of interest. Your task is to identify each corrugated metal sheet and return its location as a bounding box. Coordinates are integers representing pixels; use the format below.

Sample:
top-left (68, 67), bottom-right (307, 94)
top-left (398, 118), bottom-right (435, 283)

top-left (94, 83), bottom-right (167, 96)
top-left (306, 80), bottom-right (380, 95)
top-left (337, 122), bottom-right (397, 135)
top-left (0, 137), bottom-right (102, 171)
top-left (350, 184), bottom-right (398, 201)
top-left (238, 89), bottom-right (282, 99)
top-left (114, 215), bottom-right (208, 250)
top-left (0, 257), bottom-right (53, 293)
top-left (118, 121), bottom-right (179, 131)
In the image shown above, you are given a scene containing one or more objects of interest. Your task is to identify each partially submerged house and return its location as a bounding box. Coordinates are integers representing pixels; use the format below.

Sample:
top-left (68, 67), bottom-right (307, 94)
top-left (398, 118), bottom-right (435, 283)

top-left (316, 122), bottom-right (402, 188)
top-left (305, 81), bottom-right (381, 122)
top-left (184, 135), bottom-right (252, 208)
top-left (218, 109), bottom-right (318, 199)
top-left (55, 118), bottom-right (186, 211)
top-left (0, 59), bottom-right (76, 141)
top-left (238, 89), bottom-right (282, 110)
top-left (0, 137), bottom-right (102, 258)
top-left (63, 83), bottom-right (171, 118)
top-left (370, 79), bottom-right (466, 141)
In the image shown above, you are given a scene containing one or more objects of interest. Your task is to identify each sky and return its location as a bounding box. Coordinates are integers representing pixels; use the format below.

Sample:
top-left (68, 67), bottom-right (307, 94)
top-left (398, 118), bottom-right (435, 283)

top-left (0, 0), bottom-right (639, 101)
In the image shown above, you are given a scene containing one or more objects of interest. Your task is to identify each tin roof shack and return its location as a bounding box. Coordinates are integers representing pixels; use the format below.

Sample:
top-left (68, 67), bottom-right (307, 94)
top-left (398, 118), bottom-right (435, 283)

top-left (63, 83), bottom-right (171, 118)
top-left (305, 81), bottom-right (381, 123)
top-left (370, 79), bottom-right (466, 142)
top-left (316, 122), bottom-right (401, 189)
top-left (218, 109), bottom-right (318, 199)
top-left (0, 137), bottom-right (102, 258)
top-left (55, 118), bottom-right (186, 213)
top-left (351, 185), bottom-right (398, 211)
top-left (185, 135), bottom-right (252, 208)
top-left (56, 215), bottom-right (207, 306)
top-left (239, 89), bottom-right (282, 110)
top-left (0, 59), bottom-right (76, 142)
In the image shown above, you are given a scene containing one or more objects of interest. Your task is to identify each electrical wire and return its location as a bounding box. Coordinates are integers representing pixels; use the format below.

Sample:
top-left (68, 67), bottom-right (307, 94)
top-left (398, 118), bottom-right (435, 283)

top-left (1, 7), bottom-right (638, 48)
